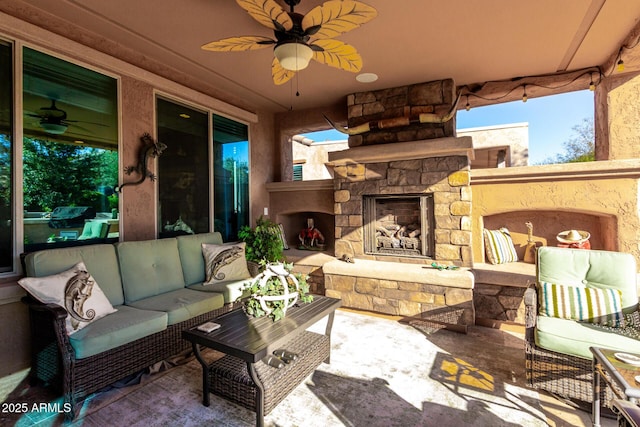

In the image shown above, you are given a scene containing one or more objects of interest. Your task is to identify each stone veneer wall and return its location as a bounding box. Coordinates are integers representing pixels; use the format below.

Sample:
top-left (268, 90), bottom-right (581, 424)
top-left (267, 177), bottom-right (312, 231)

top-left (347, 78), bottom-right (456, 147)
top-left (333, 153), bottom-right (473, 268)
top-left (323, 259), bottom-right (475, 328)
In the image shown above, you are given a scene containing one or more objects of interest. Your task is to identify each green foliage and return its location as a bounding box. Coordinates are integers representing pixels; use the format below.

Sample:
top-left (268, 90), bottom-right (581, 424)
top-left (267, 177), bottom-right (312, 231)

top-left (238, 215), bottom-right (284, 263)
top-left (108, 194), bottom-right (119, 211)
top-left (241, 262), bottom-right (313, 322)
top-left (22, 138), bottom-right (118, 212)
top-left (537, 117), bottom-right (594, 165)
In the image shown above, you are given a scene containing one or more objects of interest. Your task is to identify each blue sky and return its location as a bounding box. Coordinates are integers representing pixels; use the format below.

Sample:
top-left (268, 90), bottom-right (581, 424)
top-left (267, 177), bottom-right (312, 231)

top-left (302, 90), bottom-right (594, 165)
top-left (457, 90), bottom-right (594, 164)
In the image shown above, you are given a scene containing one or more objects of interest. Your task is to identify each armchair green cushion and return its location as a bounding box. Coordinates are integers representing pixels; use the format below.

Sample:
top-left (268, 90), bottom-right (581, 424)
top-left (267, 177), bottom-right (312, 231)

top-left (535, 246), bottom-right (638, 358)
top-left (536, 315), bottom-right (640, 359)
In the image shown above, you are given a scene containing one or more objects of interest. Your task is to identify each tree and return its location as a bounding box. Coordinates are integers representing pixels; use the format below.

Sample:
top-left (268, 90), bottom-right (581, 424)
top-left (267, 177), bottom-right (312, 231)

top-left (538, 117), bottom-right (594, 164)
top-left (23, 138), bottom-right (118, 212)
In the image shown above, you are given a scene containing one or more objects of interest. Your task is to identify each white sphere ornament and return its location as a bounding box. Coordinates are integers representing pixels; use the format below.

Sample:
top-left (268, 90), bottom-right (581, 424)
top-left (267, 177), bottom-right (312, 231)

top-left (253, 263), bottom-right (299, 317)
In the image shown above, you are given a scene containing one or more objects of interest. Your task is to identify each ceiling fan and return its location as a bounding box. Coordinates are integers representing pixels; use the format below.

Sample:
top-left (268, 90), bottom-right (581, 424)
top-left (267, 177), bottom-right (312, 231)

top-left (202, 0), bottom-right (377, 85)
top-left (26, 99), bottom-right (106, 135)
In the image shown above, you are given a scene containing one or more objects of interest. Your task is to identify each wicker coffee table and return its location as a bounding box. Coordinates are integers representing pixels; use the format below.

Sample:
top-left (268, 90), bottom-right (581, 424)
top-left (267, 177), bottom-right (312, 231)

top-left (182, 295), bottom-right (341, 427)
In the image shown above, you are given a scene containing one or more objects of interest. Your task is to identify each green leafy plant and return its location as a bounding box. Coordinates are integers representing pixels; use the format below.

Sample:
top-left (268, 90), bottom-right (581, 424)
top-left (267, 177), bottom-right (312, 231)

top-left (241, 262), bottom-right (313, 322)
top-left (238, 216), bottom-right (284, 264)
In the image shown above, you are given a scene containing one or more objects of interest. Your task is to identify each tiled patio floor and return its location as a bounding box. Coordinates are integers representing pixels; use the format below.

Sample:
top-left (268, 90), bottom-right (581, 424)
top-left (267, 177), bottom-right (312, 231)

top-left (0, 309), bottom-right (617, 426)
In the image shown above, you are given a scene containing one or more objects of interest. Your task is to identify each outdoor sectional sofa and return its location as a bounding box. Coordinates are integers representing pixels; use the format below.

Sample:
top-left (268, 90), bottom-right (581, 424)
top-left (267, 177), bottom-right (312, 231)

top-left (20, 232), bottom-right (255, 420)
top-left (524, 246), bottom-right (639, 409)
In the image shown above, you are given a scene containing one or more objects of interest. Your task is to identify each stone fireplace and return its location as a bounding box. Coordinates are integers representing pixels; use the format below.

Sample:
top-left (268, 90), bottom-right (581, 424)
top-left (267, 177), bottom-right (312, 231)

top-left (322, 78), bottom-right (476, 326)
top-left (329, 137), bottom-right (474, 268)
top-left (363, 193), bottom-right (433, 258)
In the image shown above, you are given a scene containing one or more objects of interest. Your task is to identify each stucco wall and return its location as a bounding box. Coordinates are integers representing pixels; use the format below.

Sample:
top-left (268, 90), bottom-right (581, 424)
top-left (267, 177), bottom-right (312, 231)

top-left (458, 123), bottom-right (529, 167)
top-left (596, 72), bottom-right (640, 161)
top-left (471, 161), bottom-right (640, 265)
top-left (292, 139), bottom-right (349, 181)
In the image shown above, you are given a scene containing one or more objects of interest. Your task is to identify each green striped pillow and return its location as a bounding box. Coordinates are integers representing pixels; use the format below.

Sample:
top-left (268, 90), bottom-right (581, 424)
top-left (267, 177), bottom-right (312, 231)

top-left (483, 228), bottom-right (518, 264)
top-left (538, 281), bottom-right (625, 328)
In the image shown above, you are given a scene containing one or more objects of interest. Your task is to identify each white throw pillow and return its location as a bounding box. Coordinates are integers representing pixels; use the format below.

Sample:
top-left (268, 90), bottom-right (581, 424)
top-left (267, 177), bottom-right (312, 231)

top-left (18, 262), bottom-right (117, 335)
top-left (202, 242), bottom-right (251, 285)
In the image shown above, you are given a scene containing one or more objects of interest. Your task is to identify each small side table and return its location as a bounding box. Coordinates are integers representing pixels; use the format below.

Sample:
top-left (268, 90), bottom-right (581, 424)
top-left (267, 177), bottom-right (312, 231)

top-left (611, 399), bottom-right (640, 427)
top-left (591, 347), bottom-right (640, 427)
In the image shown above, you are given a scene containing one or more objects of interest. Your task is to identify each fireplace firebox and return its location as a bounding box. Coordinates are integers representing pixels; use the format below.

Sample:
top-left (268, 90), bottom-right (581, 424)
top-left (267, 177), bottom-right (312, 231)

top-left (363, 194), bottom-right (434, 258)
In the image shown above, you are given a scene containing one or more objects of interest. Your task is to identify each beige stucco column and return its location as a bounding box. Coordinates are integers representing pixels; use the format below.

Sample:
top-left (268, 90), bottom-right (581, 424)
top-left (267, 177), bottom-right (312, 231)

top-left (595, 71), bottom-right (640, 160)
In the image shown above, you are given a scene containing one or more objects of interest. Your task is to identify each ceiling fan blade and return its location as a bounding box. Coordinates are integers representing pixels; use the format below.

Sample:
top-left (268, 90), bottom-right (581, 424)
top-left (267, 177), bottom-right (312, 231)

top-left (302, 0), bottom-right (377, 40)
top-left (311, 39), bottom-right (362, 72)
top-left (202, 36), bottom-right (275, 51)
top-left (63, 119), bottom-right (109, 127)
top-left (272, 57), bottom-right (295, 85)
top-left (236, 0), bottom-right (293, 32)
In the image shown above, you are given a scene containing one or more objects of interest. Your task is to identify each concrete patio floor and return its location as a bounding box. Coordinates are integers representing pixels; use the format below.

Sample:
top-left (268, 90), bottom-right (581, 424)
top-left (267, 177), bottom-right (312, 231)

top-left (0, 308), bottom-right (617, 427)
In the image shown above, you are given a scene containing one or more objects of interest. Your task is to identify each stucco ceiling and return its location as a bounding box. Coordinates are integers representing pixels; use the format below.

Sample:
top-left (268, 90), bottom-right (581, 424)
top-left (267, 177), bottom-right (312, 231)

top-left (10, 0), bottom-right (640, 113)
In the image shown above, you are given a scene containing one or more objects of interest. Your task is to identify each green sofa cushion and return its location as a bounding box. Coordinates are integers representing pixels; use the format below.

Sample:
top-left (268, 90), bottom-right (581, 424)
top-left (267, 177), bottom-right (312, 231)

top-left (69, 305), bottom-right (167, 359)
top-left (127, 288), bottom-right (224, 325)
top-left (535, 315), bottom-right (640, 359)
top-left (537, 246), bottom-right (638, 312)
top-left (23, 244), bottom-right (125, 306)
top-left (176, 232), bottom-right (223, 286)
top-left (115, 239), bottom-right (186, 303)
top-left (188, 278), bottom-right (251, 304)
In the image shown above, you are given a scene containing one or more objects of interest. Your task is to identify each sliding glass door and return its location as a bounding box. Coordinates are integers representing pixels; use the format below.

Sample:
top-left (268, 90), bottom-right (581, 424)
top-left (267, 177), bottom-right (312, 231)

top-left (213, 114), bottom-right (249, 242)
top-left (156, 99), bottom-right (249, 241)
top-left (157, 97), bottom-right (209, 236)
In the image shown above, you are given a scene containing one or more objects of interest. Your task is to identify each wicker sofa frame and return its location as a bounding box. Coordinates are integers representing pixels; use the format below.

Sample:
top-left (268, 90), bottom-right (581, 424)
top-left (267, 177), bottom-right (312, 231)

top-left (21, 233), bottom-right (259, 421)
top-left (24, 296), bottom-right (232, 420)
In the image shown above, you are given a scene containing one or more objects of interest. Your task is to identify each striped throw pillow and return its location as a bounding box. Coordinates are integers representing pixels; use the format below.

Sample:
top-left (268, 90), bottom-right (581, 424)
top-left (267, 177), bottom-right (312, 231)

top-left (483, 228), bottom-right (518, 264)
top-left (538, 282), bottom-right (625, 328)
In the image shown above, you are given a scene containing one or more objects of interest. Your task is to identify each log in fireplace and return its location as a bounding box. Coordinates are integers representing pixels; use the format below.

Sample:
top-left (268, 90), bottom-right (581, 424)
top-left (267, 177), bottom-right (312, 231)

top-left (363, 194), bottom-right (434, 258)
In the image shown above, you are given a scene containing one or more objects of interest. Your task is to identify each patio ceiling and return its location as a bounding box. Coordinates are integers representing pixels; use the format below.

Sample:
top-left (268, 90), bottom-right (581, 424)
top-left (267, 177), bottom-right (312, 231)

top-left (7, 0), bottom-right (640, 113)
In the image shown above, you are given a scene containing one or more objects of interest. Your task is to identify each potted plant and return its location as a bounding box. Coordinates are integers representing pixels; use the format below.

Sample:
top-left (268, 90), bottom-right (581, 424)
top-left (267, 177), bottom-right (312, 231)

top-left (240, 262), bottom-right (313, 322)
top-left (238, 216), bottom-right (284, 271)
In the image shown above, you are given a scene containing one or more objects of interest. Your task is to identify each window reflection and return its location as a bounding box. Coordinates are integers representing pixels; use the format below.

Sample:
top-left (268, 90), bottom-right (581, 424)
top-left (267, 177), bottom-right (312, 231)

top-left (0, 40), bottom-right (12, 272)
top-left (22, 48), bottom-right (118, 251)
top-left (157, 97), bottom-right (209, 237)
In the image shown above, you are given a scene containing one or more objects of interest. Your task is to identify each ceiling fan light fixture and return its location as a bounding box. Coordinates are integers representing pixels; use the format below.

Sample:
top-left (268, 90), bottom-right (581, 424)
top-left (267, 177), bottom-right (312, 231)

top-left (274, 42), bottom-right (313, 71)
top-left (40, 122), bottom-right (68, 134)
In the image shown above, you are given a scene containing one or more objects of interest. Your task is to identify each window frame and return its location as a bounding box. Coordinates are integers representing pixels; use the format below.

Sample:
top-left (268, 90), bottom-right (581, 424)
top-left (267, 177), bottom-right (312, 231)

top-left (0, 38), bottom-right (122, 277)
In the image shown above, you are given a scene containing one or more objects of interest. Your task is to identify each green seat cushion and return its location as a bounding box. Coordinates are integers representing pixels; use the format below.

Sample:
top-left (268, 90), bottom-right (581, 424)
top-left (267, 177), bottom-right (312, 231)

top-left (535, 315), bottom-right (640, 359)
top-left (23, 244), bottom-right (124, 306)
top-left (69, 305), bottom-right (167, 359)
top-left (176, 232), bottom-right (223, 286)
top-left (115, 239), bottom-right (186, 303)
top-left (126, 288), bottom-right (224, 325)
top-left (188, 279), bottom-right (251, 304)
top-left (78, 221), bottom-right (109, 240)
